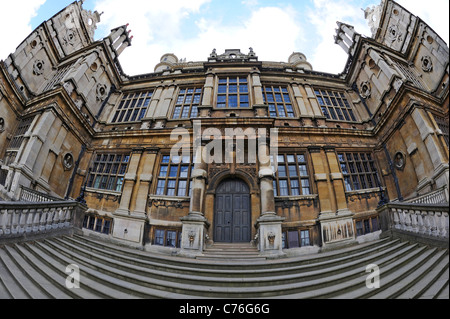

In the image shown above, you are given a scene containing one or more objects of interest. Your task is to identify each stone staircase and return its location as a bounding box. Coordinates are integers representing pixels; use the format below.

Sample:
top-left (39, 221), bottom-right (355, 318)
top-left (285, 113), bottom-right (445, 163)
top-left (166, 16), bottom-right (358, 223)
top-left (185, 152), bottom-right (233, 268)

top-left (198, 242), bottom-right (266, 262)
top-left (0, 234), bottom-right (448, 299)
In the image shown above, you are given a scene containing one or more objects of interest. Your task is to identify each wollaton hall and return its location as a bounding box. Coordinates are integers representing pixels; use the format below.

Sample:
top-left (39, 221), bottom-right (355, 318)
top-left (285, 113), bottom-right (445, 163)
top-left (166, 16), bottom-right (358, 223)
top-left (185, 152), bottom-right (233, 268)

top-left (0, 0), bottom-right (448, 258)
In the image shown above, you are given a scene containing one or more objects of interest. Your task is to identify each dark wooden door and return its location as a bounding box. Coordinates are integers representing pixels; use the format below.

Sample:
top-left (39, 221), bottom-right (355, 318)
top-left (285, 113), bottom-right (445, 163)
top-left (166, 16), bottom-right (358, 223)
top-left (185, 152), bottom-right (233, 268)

top-left (214, 179), bottom-right (251, 243)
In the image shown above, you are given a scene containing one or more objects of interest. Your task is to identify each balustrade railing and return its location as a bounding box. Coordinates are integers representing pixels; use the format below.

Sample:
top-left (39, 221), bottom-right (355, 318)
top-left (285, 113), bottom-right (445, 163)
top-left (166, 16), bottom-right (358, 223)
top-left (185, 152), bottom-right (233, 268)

top-left (19, 186), bottom-right (62, 202)
top-left (378, 202), bottom-right (449, 241)
top-left (407, 187), bottom-right (448, 205)
top-left (0, 201), bottom-right (87, 241)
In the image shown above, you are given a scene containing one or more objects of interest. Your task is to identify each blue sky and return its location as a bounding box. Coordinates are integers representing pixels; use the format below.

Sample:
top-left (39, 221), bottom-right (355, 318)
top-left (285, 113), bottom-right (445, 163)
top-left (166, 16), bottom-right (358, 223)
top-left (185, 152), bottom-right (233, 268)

top-left (1, 0), bottom-right (449, 76)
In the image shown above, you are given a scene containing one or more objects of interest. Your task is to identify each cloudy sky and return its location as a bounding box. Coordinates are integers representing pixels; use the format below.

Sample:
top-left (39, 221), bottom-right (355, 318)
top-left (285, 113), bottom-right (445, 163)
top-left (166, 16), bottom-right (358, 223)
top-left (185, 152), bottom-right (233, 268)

top-left (0, 0), bottom-right (448, 76)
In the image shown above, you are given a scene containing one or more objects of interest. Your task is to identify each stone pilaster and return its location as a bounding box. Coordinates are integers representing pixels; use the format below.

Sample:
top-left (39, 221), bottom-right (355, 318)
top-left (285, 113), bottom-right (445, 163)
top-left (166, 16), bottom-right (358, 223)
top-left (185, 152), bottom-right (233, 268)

top-left (179, 143), bottom-right (210, 257)
top-left (255, 138), bottom-right (285, 257)
top-left (310, 146), bottom-right (356, 249)
top-left (112, 148), bottom-right (146, 245)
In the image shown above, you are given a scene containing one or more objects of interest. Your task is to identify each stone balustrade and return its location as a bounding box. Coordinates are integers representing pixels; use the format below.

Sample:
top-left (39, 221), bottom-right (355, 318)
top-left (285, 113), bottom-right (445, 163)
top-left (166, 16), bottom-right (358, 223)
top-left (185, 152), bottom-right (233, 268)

top-left (407, 186), bottom-right (448, 205)
top-left (0, 201), bottom-right (87, 242)
top-left (19, 186), bottom-right (62, 202)
top-left (378, 202), bottom-right (449, 243)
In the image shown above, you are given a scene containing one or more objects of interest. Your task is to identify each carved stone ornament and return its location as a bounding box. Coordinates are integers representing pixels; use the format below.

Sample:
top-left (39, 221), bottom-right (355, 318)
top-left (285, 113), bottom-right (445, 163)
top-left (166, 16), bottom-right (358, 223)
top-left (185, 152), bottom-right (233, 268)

top-left (96, 83), bottom-right (108, 101)
top-left (33, 60), bottom-right (45, 75)
top-left (63, 29), bottom-right (77, 46)
top-left (421, 55), bottom-right (433, 72)
top-left (360, 81), bottom-right (372, 99)
top-left (0, 118), bottom-right (5, 133)
top-left (394, 151), bottom-right (406, 170)
top-left (188, 231), bottom-right (196, 247)
top-left (267, 232), bottom-right (276, 246)
top-left (387, 24), bottom-right (402, 42)
top-left (63, 153), bottom-right (74, 171)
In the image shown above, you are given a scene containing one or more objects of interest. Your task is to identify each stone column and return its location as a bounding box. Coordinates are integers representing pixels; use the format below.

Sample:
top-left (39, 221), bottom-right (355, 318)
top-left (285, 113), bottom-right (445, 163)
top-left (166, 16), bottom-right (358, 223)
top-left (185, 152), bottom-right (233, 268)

top-left (255, 136), bottom-right (285, 257)
top-left (179, 143), bottom-right (210, 257)
top-left (251, 70), bottom-right (268, 118)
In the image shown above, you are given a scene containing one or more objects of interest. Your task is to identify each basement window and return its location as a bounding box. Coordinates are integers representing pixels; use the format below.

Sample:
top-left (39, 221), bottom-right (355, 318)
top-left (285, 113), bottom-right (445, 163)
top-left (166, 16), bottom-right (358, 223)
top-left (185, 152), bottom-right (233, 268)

top-left (83, 215), bottom-right (113, 235)
top-left (282, 229), bottom-right (311, 249)
top-left (355, 216), bottom-right (380, 237)
top-left (154, 228), bottom-right (182, 248)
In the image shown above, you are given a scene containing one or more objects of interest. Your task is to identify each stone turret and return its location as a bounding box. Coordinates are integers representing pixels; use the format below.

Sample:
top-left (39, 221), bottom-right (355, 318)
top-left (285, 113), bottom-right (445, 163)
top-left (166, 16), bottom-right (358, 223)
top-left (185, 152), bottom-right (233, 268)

top-left (154, 53), bottom-right (179, 72)
top-left (288, 52), bottom-right (313, 71)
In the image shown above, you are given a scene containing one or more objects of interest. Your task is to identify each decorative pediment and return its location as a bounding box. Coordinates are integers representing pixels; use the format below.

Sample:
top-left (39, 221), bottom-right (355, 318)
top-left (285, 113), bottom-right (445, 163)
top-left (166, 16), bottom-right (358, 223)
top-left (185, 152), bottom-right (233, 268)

top-left (208, 48), bottom-right (258, 62)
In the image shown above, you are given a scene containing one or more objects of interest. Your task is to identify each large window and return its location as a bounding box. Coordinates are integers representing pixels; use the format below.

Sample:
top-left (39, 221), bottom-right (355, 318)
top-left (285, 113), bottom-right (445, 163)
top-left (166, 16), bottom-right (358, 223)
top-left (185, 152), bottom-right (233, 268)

top-left (156, 155), bottom-right (194, 197)
top-left (262, 85), bottom-right (295, 118)
top-left (217, 76), bottom-right (249, 108)
top-left (9, 117), bottom-right (34, 150)
top-left (172, 87), bottom-right (202, 119)
top-left (111, 91), bottom-right (153, 123)
top-left (87, 154), bottom-right (130, 192)
top-left (434, 114), bottom-right (449, 147)
top-left (338, 152), bottom-right (381, 191)
top-left (272, 154), bottom-right (311, 196)
top-left (314, 89), bottom-right (357, 122)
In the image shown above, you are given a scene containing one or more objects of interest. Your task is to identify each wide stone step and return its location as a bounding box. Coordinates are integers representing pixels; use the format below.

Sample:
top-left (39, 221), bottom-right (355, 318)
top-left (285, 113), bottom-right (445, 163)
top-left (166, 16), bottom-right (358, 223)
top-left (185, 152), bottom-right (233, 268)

top-left (3, 245), bottom-right (72, 299)
top-left (28, 238), bottom-right (427, 298)
top-left (1, 234), bottom-right (447, 299)
top-left (60, 236), bottom-right (408, 282)
top-left (394, 251), bottom-right (449, 299)
top-left (419, 263), bottom-right (450, 299)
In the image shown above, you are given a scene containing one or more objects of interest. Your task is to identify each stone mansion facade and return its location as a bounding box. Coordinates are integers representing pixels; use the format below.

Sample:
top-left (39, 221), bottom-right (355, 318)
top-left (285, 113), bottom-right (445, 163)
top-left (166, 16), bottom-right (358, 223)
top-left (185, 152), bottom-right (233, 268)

top-left (0, 0), bottom-right (448, 257)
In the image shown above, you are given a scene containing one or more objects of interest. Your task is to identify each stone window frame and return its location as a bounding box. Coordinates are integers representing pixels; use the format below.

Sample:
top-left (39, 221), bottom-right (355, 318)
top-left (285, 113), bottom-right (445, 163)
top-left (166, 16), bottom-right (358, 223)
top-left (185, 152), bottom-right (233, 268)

top-left (155, 154), bottom-right (194, 197)
top-left (153, 227), bottom-right (182, 248)
top-left (313, 88), bottom-right (357, 122)
top-left (338, 151), bottom-right (381, 192)
top-left (171, 86), bottom-right (204, 119)
top-left (82, 214), bottom-right (113, 235)
top-left (87, 153), bottom-right (131, 193)
top-left (272, 152), bottom-right (312, 197)
top-left (261, 84), bottom-right (296, 118)
top-left (433, 113), bottom-right (449, 147)
top-left (281, 228), bottom-right (312, 249)
top-left (8, 116), bottom-right (35, 150)
top-left (216, 75), bottom-right (250, 109)
top-left (354, 215), bottom-right (380, 237)
top-left (111, 90), bottom-right (154, 123)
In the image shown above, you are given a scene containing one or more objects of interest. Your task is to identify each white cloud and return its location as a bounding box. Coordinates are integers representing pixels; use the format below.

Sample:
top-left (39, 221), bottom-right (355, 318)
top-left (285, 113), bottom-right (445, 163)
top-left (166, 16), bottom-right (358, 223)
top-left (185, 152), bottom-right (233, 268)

top-left (93, 0), bottom-right (211, 75)
top-left (396, 0), bottom-right (449, 45)
top-left (308, 0), bottom-right (449, 74)
top-left (94, 1), bottom-right (303, 75)
top-left (183, 6), bottom-right (303, 63)
top-left (307, 0), bottom-right (373, 74)
top-left (0, 0), bottom-right (46, 59)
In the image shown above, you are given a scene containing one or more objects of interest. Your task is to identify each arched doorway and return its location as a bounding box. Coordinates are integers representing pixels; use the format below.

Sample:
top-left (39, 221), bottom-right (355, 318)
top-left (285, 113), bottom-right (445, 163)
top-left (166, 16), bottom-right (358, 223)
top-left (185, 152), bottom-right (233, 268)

top-left (214, 178), bottom-right (251, 243)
